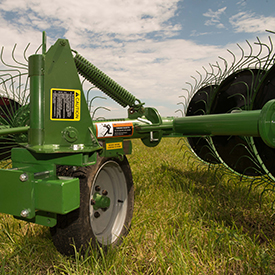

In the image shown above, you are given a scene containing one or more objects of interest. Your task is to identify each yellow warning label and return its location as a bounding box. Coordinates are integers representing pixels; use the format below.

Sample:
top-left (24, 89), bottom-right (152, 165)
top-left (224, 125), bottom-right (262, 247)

top-left (50, 88), bottom-right (81, 121)
top-left (106, 142), bottom-right (123, 150)
top-left (74, 90), bottom-right (81, 120)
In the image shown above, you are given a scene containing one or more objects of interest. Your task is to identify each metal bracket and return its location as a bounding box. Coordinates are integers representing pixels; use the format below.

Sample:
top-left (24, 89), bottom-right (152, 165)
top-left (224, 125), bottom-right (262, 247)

top-left (137, 118), bottom-right (159, 142)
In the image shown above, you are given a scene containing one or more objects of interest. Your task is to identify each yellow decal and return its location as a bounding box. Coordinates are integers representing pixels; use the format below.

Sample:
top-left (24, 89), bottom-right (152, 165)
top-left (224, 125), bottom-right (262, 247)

top-left (106, 142), bottom-right (123, 150)
top-left (74, 90), bottom-right (81, 120)
top-left (50, 88), bottom-right (81, 121)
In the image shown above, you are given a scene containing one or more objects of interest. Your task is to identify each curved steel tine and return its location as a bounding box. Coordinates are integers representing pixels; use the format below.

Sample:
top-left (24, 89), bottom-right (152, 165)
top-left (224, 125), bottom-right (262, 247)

top-left (236, 43), bottom-right (254, 71)
top-left (225, 49), bottom-right (236, 75)
top-left (1, 46), bottom-right (27, 70)
top-left (195, 70), bottom-right (203, 88)
top-left (194, 108), bottom-right (206, 115)
top-left (35, 43), bottom-right (43, 54)
top-left (239, 40), bottom-right (254, 70)
top-left (23, 93), bottom-right (30, 106)
top-left (86, 86), bottom-right (96, 102)
top-left (251, 37), bottom-right (270, 69)
top-left (227, 92), bottom-right (247, 110)
top-left (190, 75), bottom-right (198, 92)
top-left (181, 88), bottom-right (189, 95)
top-left (177, 102), bottom-right (185, 108)
top-left (12, 44), bottom-right (28, 67)
top-left (235, 43), bottom-right (246, 70)
top-left (23, 43), bottom-right (31, 63)
top-left (185, 82), bottom-right (194, 97)
top-left (211, 62), bottom-right (223, 83)
top-left (20, 78), bottom-right (30, 106)
top-left (179, 97), bottom-right (188, 113)
top-left (259, 36), bottom-right (274, 69)
top-left (0, 70), bottom-right (29, 106)
top-left (202, 65), bottom-right (214, 86)
top-left (218, 55), bottom-right (228, 80)
top-left (250, 36), bottom-right (263, 60)
top-left (1, 73), bottom-right (16, 100)
top-left (175, 109), bottom-right (184, 117)
top-left (88, 96), bottom-right (107, 112)
top-left (209, 63), bottom-right (221, 84)
top-left (178, 94), bottom-right (187, 103)
top-left (181, 88), bottom-right (191, 104)
top-left (91, 106), bottom-right (110, 120)
top-left (0, 92), bottom-right (14, 125)
top-left (208, 63), bottom-right (218, 83)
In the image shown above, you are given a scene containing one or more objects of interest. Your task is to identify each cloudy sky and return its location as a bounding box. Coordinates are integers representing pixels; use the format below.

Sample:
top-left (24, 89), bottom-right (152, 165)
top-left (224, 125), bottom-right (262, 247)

top-left (0, 0), bottom-right (275, 118)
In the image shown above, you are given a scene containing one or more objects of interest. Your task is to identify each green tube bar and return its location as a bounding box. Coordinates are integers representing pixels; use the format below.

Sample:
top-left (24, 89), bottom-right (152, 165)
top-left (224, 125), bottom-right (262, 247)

top-left (173, 110), bottom-right (261, 137)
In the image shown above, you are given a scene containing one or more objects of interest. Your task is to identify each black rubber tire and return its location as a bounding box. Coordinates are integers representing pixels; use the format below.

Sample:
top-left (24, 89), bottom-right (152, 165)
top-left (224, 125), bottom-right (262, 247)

top-left (50, 155), bottom-right (134, 256)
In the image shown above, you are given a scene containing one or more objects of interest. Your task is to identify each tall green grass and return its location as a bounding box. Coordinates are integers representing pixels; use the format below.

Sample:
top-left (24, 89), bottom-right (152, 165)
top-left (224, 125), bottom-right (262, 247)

top-left (1, 138), bottom-right (275, 274)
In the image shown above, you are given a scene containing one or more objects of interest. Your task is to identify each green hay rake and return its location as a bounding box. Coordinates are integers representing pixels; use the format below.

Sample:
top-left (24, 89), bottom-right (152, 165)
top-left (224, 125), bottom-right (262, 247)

top-left (1, 32), bottom-right (275, 255)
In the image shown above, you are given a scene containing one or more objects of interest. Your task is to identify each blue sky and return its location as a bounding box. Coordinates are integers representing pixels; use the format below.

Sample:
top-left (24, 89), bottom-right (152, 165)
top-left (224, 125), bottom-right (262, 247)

top-left (0, 0), bottom-right (274, 118)
top-left (175, 0), bottom-right (275, 45)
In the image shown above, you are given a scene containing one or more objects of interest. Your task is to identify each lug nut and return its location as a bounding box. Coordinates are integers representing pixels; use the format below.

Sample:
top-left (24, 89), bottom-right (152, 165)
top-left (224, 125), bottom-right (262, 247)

top-left (19, 173), bottom-right (28, 182)
top-left (91, 199), bottom-right (96, 205)
top-left (95, 185), bottom-right (101, 192)
top-left (102, 190), bottom-right (108, 196)
top-left (20, 209), bottom-right (30, 218)
top-left (94, 212), bottom-right (100, 218)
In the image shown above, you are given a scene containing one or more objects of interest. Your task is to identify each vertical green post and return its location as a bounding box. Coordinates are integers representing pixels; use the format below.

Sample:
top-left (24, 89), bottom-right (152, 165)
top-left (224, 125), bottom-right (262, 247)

top-left (42, 31), bottom-right (47, 55)
top-left (28, 54), bottom-right (44, 146)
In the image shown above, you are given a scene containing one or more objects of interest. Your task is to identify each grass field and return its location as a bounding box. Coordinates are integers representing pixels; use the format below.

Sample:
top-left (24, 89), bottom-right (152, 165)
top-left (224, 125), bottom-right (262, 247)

top-left (1, 138), bottom-right (275, 274)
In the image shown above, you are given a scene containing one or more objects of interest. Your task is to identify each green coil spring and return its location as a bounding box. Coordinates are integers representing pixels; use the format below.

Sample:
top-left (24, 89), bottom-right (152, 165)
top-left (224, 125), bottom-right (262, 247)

top-left (74, 52), bottom-right (138, 108)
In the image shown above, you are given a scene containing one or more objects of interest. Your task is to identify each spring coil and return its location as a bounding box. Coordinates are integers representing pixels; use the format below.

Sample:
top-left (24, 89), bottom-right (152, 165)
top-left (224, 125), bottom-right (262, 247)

top-left (74, 53), bottom-right (137, 108)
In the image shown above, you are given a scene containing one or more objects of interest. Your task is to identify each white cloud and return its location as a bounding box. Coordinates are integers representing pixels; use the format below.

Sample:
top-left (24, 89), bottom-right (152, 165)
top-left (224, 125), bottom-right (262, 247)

top-left (0, 1), bottom-right (274, 119)
top-left (0, 0), bottom-right (181, 43)
top-left (190, 30), bottom-right (212, 37)
top-left (236, 0), bottom-right (247, 8)
top-left (230, 12), bottom-right (275, 33)
top-left (75, 38), bottom-right (227, 118)
top-left (203, 7), bottom-right (227, 29)
top-left (0, 0), bottom-right (187, 118)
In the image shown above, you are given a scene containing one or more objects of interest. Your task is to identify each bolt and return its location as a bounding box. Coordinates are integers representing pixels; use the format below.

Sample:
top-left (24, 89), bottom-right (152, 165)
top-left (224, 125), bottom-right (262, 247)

top-left (68, 130), bottom-right (76, 139)
top-left (91, 199), bottom-right (96, 205)
top-left (72, 144), bottom-right (80, 150)
top-left (19, 173), bottom-right (28, 182)
top-left (102, 190), bottom-right (108, 196)
top-left (20, 209), bottom-right (30, 218)
top-left (94, 212), bottom-right (100, 218)
top-left (95, 185), bottom-right (101, 192)
top-left (60, 40), bottom-right (66, 46)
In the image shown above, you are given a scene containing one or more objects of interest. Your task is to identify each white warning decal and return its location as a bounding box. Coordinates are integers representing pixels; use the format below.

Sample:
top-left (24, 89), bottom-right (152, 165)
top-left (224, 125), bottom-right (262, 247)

top-left (95, 122), bottom-right (133, 138)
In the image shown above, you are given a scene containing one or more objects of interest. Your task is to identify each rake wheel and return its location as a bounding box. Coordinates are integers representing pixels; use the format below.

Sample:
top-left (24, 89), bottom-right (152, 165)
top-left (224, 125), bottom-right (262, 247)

top-left (186, 85), bottom-right (220, 164)
top-left (210, 69), bottom-right (265, 176)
